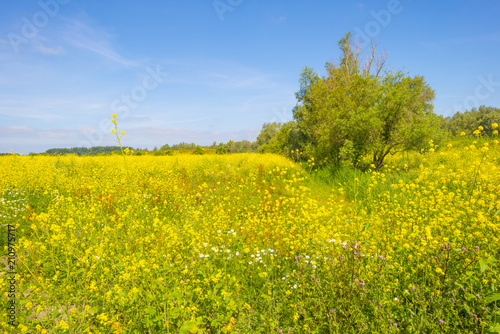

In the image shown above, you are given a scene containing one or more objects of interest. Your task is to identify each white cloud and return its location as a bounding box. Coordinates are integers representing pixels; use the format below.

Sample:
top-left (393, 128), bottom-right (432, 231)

top-left (164, 58), bottom-right (289, 91)
top-left (0, 126), bottom-right (70, 140)
top-left (1, 126), bottom-right (32, 134)
top-left (420, 32), bottom-right (500, 50)
top-left (34, 41), bottom-right (65, 55)
top-left (270, 15), bottom-right (287, 23)
top-left (59, 16), bottom-right (141, 67)
top-left (0, 96), bottom-right (74, 121)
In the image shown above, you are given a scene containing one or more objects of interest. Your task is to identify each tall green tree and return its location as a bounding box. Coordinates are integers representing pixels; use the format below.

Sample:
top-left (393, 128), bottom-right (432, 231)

top-left (371, 72), bottom-right (437, 168)
top-left (256, 122), bottom-right (282, 146)
top-left (294, 32), bottom-right (441, 168)
top-left (256, 121), bottom-right (307, 158)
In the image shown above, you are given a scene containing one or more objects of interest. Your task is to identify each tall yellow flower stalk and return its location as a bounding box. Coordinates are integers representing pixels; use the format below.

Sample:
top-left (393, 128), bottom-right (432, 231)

top-left (111, 114), bottom-right (130, 179)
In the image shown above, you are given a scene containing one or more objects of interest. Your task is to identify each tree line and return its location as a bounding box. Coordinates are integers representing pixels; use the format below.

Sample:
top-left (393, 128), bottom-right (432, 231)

top-left (440, 105), bottom-right (500, 137)
top-left (44, 146), bottom-right (135, 156)
top-left (160, 140), bottom-right (259, 154)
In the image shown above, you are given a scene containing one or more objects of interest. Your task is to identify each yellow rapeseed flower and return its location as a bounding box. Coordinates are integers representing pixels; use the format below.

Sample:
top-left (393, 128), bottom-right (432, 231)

top-left (57, 320), bottom-right (69, 330)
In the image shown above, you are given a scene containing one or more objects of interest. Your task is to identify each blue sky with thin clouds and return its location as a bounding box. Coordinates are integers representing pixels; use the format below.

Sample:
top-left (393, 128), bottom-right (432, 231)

top-left (1, 0), bottom-right (499, 153)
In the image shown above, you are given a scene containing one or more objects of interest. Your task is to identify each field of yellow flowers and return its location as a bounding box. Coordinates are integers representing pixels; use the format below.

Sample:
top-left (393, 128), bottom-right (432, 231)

top-left (1, 137), bottom-right (500, 333)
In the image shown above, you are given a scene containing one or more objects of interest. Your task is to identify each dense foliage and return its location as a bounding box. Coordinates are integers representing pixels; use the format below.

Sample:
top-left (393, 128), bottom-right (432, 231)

top-left (442, 106), bottom-right (500, 137)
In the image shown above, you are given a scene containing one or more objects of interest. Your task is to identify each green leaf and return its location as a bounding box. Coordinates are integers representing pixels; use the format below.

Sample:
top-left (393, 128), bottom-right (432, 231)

top-left (479, 258), bottom-right (488, 273)
top-left (227, 299), bottom-right (236, 310)
top-left (169, 291), bottom-right (182, 299)
top-left (275, 303), bottom-right (283, 313)
top-left (169, 307), bottom-right (181, 319)
top-left (260, 293), bottom-right (271, 301)
top-left (466, 293), bottom-right (476, 301)
top-left (488, 323), bottom-right (500, 333)
top-left (485, 293), bottom-right (500, 304)
top-left (495, 209), bottom-right (500, 216)
top-left (145, 307), bottom-right (156, 315)
top-left (179, 321), bottom-right (196, 334)
top-left (52, 308), bottom-right (60, 319)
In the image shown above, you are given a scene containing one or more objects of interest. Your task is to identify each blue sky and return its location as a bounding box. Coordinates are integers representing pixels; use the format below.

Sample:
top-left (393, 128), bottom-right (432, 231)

top-left (1, 0), bottom-right (499, 153)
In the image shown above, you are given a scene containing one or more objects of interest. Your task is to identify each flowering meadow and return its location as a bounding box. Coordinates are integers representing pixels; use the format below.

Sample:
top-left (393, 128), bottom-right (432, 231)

top-left (1, 137), bottom-right (500, 333)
